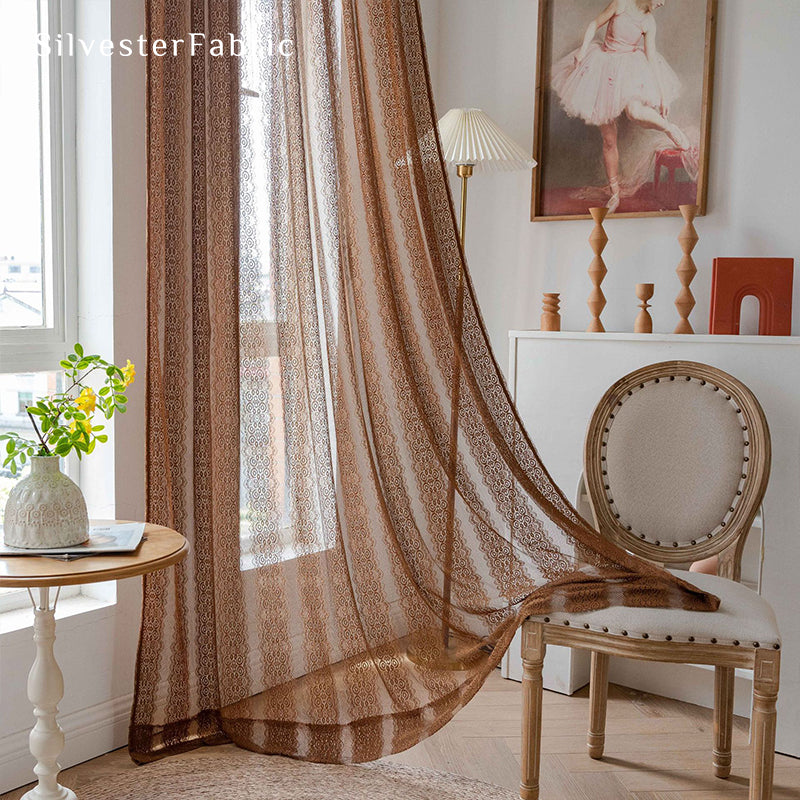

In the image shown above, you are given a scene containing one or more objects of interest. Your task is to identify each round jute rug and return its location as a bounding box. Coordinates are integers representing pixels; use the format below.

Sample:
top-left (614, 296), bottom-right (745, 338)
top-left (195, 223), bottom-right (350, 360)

top-left (77, 748), bottom-right (518, 799)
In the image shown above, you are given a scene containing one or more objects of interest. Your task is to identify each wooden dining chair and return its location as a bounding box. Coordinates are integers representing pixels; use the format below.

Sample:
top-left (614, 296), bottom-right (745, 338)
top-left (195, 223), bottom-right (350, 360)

top-left (519, 361), bottom-right (780, 800)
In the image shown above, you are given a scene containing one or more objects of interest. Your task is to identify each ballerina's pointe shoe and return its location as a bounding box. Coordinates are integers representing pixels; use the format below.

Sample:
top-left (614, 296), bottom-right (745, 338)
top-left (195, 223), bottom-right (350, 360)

top-left (606, 191), bottom-right (620, 214)
top-left (669, 125), bottom-right (691, 151)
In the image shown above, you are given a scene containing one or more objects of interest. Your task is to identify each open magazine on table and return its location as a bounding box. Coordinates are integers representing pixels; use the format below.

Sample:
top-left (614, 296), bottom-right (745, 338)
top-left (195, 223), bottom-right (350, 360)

top-left (0, 522), bottom-right (145, 558)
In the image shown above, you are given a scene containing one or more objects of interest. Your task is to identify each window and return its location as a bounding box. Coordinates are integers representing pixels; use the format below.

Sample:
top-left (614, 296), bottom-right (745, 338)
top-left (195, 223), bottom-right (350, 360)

top-left (237, 3), bottom-right (329, 570)
top-left (0, 0), bottom-right (76, 460)
top-left (0, 0), bottom-right (76, 372)
top-left (17, 391), bottom-right (33, 415)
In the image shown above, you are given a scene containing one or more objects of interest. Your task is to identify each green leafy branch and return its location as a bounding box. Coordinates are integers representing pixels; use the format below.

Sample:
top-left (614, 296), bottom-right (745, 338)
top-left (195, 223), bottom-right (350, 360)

top-left (0, 343), bottom-right (135, 476)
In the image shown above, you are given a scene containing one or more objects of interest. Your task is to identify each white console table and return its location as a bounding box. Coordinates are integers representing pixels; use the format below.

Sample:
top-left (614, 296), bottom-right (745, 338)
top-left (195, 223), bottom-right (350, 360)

top-left (501, 330), bottom-right (800, 758)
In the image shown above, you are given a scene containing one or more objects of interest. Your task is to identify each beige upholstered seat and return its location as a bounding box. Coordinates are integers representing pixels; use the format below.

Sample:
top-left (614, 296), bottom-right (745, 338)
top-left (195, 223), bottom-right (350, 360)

top-left (519, 362), bottom-right (780, 800)
top-left (528, 568), bottom-right (780, 649)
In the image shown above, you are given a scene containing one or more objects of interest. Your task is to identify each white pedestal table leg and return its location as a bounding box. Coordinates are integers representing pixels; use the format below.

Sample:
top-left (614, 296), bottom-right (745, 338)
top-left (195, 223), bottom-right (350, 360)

top-left (21, 586), bottom-right (77, 800)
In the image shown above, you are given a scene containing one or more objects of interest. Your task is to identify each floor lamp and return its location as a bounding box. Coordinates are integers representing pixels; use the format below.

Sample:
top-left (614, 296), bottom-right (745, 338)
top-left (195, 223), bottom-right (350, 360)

top-left (430, 108), bottom-right (536, 669)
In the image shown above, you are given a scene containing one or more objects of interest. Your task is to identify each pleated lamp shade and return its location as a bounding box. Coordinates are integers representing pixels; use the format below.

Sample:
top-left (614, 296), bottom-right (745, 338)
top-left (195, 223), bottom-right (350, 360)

top-left (438, 108), bottom-right (536, 173)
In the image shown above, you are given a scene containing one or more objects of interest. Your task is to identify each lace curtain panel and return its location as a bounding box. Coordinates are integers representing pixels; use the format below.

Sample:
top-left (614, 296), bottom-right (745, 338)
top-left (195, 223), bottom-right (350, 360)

top-left (132, 0), bottom-right (718, 765)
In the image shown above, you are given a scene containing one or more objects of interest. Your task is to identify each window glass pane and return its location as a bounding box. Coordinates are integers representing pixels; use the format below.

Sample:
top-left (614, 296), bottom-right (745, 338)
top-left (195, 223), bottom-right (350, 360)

top-left (0, 1), bottom-right (45, 328)
top-left (0, 372), bottom-right (63, 520)
top-left (238, 6), bottom-right (288, 569)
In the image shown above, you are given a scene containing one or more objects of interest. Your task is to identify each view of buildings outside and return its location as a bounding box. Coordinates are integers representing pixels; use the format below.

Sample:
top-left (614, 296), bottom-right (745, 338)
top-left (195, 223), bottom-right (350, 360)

top-left (0, 371), bottom-right (60, 520)
top-left (0, 0), bottom-right (44, 326)
top-left (0, 255), bottom-right (43, 328)
top-left (0, 1), bottom-right (50, 514)
top-left (0, 247), bottom-right (51, 517)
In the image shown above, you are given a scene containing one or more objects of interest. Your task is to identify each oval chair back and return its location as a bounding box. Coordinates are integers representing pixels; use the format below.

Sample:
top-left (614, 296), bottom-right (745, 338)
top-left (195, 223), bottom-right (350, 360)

top-left (583, 360), bottom-right (770, 582)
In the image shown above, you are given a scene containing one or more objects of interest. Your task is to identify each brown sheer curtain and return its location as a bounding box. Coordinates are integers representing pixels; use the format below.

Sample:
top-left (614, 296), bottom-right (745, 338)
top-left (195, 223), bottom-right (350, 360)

top-left (132, 0), bottom-right (717, 765)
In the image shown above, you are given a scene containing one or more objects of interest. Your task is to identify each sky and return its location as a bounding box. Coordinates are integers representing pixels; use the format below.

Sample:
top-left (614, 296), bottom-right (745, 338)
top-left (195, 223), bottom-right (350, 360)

top-left (0, 0), bottom-right (43, 265)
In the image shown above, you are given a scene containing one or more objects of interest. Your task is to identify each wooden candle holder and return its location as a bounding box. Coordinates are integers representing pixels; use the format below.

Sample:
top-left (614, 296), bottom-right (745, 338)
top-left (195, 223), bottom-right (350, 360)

top-left (674, 204), bottom-right (699, 334)
top-left (541, 293), bottom-right (561, 331)
top-left (587, 207), bottom-right (609, 333)
top-left (635, 283), bottom-right (654, 334)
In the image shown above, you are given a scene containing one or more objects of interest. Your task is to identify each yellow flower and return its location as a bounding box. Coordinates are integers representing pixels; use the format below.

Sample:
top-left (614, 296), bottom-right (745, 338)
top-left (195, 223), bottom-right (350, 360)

top-left (75, 387), bottom-right (96, 414)
top-left (122, 359), bottom-right (136, 387)
top-left (69, 419), bottom-right (92, 435)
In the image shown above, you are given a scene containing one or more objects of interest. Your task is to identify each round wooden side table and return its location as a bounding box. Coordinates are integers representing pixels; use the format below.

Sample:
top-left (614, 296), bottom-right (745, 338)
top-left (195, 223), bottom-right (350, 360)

top-left (0, 521), bottom-right (187, 800)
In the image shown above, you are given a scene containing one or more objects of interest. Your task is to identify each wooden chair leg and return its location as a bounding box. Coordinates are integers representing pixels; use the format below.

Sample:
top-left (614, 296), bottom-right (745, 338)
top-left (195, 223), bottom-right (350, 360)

top-left (749, 648), bottom-right (780, 800)
top-left (714, 666), bottom-right (735, 778)
top-left (587, 651), bottom-right (609, 759)
top-left (520, 623), bottom-right (546, 800)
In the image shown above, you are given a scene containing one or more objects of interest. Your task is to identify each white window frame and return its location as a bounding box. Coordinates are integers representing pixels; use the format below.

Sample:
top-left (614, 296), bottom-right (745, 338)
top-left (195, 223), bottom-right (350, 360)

top-left (0, 0), bottom-right (77, 374)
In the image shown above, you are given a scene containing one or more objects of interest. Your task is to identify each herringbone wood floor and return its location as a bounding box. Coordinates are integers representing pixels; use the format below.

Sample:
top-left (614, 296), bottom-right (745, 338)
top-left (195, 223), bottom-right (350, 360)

top-left (4, 670), bottom-right (799, 799)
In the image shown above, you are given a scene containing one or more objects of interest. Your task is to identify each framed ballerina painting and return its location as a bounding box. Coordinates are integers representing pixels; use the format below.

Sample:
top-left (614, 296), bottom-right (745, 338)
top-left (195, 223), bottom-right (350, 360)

top-left (531, 0), bottom-right (717, 220)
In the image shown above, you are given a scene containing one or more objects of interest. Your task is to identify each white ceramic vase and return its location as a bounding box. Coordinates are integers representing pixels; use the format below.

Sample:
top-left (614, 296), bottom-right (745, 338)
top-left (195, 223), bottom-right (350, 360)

top-left (3, 455), bottom-right (89, 548)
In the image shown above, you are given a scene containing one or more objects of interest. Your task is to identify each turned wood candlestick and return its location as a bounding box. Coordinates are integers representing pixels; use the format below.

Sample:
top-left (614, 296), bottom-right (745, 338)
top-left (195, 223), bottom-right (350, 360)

top-left (635, 283), bottom-right (654, 333)
top-left (674, 204), bottom-right (699, 334)
top-left (586, 208), bottom-right (609, 333)
top-left (540, 293), bottom-right (561, 331)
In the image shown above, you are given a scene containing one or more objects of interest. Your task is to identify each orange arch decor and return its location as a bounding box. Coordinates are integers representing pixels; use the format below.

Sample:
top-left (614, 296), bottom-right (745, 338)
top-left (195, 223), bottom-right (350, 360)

top-left (709, 258), bottom-right (794, 336)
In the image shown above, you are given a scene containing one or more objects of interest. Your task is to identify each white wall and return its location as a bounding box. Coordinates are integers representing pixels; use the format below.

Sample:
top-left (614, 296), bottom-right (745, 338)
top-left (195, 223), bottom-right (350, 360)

top-left (420, 0), bottom-right (800, 368)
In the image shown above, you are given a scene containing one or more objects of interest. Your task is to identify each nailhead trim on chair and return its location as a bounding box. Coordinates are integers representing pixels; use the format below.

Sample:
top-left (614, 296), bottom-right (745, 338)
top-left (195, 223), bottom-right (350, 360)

top-left (525, 619), bottom-right (780, 649)
top-left (600, 375), bottom-right (750, 549)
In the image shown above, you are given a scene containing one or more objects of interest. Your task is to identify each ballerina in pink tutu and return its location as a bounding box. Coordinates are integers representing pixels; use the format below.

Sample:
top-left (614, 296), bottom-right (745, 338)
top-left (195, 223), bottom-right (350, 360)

top-left (552, 0), bottom-right (691, 213)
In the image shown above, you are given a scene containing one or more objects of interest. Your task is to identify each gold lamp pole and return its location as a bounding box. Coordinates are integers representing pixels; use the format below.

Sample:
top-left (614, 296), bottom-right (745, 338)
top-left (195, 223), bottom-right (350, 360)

top-left (410, 109), bottom-right (536, 670)
top-left (440, 161), bottom-right (472, 660)
top-left (456, 163), bottom-right (474, 247)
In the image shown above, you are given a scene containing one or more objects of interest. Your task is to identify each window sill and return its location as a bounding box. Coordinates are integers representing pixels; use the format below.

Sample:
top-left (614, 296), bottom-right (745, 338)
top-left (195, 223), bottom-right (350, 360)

top-left (0, 592), bottom-right (115, 636)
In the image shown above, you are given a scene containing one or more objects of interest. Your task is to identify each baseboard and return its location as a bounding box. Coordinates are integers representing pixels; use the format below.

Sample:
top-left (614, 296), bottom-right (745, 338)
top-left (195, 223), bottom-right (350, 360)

top-left (0, 692), bottom-right (133, 794)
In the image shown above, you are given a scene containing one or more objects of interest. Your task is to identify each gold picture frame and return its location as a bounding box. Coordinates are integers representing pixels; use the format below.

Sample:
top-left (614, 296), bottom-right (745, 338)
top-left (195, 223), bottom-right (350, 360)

top-left (531, 0), bottom-right (717, 221)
